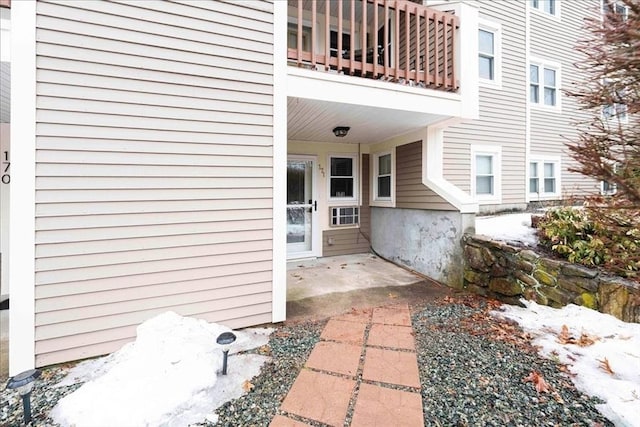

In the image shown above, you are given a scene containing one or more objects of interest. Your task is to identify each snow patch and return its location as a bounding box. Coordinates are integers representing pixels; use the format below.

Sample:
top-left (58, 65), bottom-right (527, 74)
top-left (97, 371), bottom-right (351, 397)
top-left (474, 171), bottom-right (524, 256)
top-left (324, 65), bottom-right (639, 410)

top-left (475, 213), bottom-right (538, 246)
top-left (51, 311), bottom-right (272, 427)
top-left (493, 301), bottom-right (640, 427)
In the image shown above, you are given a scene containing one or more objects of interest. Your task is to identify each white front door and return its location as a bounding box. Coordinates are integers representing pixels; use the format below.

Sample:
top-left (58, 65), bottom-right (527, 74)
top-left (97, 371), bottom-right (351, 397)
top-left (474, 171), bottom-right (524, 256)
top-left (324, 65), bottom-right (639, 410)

top-left (287, 156), bottom-right (318, 259)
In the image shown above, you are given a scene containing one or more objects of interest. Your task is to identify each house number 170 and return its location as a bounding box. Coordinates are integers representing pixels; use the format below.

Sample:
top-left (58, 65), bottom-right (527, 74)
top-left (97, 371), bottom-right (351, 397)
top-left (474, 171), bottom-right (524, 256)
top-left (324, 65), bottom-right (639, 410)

top-left (2, 151), bottom-right (9, 184)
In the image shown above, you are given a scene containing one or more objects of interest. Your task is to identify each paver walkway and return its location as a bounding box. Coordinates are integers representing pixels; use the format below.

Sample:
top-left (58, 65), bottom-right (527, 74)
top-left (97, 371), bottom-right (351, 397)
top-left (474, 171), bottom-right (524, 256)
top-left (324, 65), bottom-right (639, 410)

top-left (270, 303), bottom-right (424, 427)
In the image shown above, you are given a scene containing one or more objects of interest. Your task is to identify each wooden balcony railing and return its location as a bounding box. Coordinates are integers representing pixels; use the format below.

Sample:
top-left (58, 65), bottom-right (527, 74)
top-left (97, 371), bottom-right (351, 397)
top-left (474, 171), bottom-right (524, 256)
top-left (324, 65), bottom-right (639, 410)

top-left (287, 0), bottom-right (459, 92)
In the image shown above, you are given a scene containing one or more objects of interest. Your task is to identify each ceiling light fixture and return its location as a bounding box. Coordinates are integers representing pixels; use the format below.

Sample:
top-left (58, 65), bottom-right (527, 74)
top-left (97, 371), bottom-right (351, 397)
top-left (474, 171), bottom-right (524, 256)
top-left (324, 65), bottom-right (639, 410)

top-left (332, 126), bottom-right (350, 137)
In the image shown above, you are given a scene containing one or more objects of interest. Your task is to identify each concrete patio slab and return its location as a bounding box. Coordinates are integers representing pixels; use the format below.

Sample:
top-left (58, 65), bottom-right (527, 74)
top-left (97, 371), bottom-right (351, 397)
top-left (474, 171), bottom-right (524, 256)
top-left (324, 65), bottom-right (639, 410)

top-left (351, 383), bottom-right (424, 427)
top-left (287, 254), bottom-right (422, 302)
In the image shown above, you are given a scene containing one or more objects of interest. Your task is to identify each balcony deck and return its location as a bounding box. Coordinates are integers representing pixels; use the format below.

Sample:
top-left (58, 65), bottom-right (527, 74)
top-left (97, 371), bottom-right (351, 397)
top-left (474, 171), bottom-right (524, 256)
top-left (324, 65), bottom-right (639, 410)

top-left (287, 0), bottom-right (459, 92)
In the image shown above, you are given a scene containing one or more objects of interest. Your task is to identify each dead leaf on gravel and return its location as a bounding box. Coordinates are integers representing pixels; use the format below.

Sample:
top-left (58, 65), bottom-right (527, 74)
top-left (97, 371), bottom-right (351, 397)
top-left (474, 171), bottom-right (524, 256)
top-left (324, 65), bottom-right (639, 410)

top-left (523, 371), bottom-right (550, 394)
top-left (242, 380), bottom-right (255, 392)
top-left (388, 293), bottom-right (398, 299)
top-left (598, 357), bottom-right (615, 375)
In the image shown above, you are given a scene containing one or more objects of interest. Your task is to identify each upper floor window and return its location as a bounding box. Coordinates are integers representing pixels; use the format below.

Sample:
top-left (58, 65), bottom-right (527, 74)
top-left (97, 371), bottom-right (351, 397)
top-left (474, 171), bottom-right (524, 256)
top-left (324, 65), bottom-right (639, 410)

top-left (329, 156), bottom-right (356, 201)
top-left (530, 60), bottom-right (560, 108)
top-left (532, 0), bottom-right (557, 16)
top-left (602, 0), bottom-right (629, 20)
top-left (479, 29), bottom-right (494, 80)
top-left (478, 19), bottom-right (502, 87)
top-left (602, 79), bottom-right (628, 122)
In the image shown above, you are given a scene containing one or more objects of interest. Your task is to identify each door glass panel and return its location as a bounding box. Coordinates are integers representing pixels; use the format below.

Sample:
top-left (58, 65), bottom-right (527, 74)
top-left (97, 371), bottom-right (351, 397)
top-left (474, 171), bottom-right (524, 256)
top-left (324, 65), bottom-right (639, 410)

top-left (287, 159), bottom-right (313, 254)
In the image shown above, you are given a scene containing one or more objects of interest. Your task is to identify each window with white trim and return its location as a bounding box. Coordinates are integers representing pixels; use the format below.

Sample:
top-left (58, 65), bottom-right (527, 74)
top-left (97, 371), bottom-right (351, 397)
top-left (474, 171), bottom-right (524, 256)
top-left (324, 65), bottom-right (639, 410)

top-left (471, 146), bottom-right (501, 203)
top-left (478, 20), bottom-right (501, 87)
top-left (531, 0), bottom-right (557, 16)
top-left (479, 30), bottom-right (494, 80)
top-left (529, 158), bottom-right (561, 198)
top-left (601, 163), bottom-right (619, 196)
top-left (602, 0), bottom-right (629, 20)
top-left (602, 79), bottom-right (628, 122)
top-left (375, 153), bottom-right (392, 200)
top-left (530, 60), bottom-right (560, 108)
top-left (329, 155), bottom-right (356, 201)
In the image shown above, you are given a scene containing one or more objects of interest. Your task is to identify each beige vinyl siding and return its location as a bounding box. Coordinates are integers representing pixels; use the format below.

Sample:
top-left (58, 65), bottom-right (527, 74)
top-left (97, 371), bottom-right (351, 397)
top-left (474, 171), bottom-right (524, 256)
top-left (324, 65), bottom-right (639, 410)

top-left (34, 0), bottom-right (274, 367)
top-left (322, 229), bottom-right (370, 257)
top-left (442, 0), bottom-right (527, 207)
top-left (529, 0), bottom-right (600, 197)
top-left (396, 141), bottom-right (456, 211)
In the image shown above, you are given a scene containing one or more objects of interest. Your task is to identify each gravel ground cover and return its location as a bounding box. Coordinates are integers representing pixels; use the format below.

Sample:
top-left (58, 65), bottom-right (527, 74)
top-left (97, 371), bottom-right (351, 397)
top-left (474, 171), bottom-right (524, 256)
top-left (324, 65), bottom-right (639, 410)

top-left (1, 296), bottom-right (613, 426)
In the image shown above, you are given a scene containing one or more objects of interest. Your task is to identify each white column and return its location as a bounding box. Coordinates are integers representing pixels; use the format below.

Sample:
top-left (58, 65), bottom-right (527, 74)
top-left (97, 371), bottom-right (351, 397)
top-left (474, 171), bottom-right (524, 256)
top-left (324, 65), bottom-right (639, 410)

top-left (9, 0), bottom-right (36, 375)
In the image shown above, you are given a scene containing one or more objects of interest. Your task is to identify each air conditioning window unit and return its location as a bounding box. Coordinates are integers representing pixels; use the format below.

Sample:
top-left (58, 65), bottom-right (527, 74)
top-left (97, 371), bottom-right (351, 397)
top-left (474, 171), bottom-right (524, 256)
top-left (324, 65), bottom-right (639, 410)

top-left (330, 206), bottom-right (359, 226)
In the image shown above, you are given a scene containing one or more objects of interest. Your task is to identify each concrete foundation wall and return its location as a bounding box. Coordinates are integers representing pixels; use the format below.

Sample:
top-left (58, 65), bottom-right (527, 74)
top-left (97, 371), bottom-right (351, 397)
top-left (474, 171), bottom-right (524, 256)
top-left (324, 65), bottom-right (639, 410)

top-left (371, 207), bottom-right (475, 287)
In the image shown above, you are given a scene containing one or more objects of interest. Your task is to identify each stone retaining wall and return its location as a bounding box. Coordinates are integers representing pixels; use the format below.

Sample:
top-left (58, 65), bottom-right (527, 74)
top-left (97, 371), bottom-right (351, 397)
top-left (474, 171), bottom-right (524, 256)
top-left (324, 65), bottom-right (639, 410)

top-left (462, 234), bottom-right (640, 323)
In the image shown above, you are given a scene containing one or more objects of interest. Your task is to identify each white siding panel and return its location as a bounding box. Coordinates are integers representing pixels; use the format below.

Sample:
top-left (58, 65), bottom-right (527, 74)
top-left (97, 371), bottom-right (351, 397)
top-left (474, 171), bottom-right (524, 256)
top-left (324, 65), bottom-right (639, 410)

top-left (36, 199), bottom-right (273, 217)
top-left (36, 271), bottom-right (272, 310)
top-left (36, 282), bottom-right (273, 326)
top-left (35, 294), bottom-right (273, 341)
top-left (37, 58), bottom-right (273, 96)
top-left (36, 260), bottom-right (273, 298)
top-left (33, 0), bottom-right (275, 366)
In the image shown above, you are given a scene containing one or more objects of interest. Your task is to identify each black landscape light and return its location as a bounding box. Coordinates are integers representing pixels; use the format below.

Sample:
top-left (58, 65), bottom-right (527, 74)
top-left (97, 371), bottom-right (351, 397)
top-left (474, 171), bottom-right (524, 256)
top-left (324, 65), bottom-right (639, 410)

top-left (216, 331), bottom-right (237, 375)
top-left (6, 369), bottom-right (41, 424)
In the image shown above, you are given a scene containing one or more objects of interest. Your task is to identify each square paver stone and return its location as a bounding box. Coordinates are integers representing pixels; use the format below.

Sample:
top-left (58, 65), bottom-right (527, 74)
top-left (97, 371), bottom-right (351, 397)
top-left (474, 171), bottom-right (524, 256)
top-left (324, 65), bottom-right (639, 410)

top-left (280, 370), bottom-right (356, 427)
top-left (333, 308), bottom-right (373, 324)
top-left (367, 324), bottom-right (415, 350)
top-left (306, 341), bottom-right (362, 376)
top-left (351, 383), bottom-right (424, 427)
top-left (372, 305), bottom-right (412, 326)
top-left (362, 347), bottom-right (421, 388)
top-left (269, 415), bottom-right (313, 427)
top-left (320, 319), bottom-right (367, 344)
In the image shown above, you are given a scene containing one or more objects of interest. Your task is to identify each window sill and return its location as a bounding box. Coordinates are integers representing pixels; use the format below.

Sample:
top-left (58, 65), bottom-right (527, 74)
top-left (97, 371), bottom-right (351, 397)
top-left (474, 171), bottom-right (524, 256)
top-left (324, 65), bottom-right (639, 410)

top-left (531, 103), bottom-right (561, 113)
top-left (479, 78), bottom-right (502, 90)
top-left (370, 199), bottom-right (394, 208)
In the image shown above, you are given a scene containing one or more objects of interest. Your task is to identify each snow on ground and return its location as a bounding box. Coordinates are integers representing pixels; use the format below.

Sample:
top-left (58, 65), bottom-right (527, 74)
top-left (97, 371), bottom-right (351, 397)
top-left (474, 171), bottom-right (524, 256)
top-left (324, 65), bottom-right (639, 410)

top-left (50, 312), bottom-right (272, 427)
top-left (475, 212), bottom-right (538, 246)
top-left (493, 301), bottom-right (640, 427)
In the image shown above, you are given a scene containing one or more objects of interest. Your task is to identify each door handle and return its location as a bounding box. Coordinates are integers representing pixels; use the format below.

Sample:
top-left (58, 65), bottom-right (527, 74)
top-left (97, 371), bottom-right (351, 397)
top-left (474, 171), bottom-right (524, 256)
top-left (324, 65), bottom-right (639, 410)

top-left (314, 200), bottom-right (317, 211)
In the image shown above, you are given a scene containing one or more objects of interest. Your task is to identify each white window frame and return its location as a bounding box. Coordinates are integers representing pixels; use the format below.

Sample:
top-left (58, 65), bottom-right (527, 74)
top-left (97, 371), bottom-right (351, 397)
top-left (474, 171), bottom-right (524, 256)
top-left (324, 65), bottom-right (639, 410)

top-left (531, 0), bottom-right (560, 19)
top-left (478, 19), bottom-right (502, 88)
top-left (471, 145), bottom-right (502, 204)
top-left (601, 78), bottom-right (628, 124)
top-left (600, 162), bottom-right (619, 196)
top-left (529, 156), bottom-right (561, 200)
top-left (372, 151), bottom-right (394, 207)
top-left (602, 0), bottom-right (629, 20)
top-left (529, 58), bottom-right (562, 111)
top-left (327, 154), bottom-right (358, 204)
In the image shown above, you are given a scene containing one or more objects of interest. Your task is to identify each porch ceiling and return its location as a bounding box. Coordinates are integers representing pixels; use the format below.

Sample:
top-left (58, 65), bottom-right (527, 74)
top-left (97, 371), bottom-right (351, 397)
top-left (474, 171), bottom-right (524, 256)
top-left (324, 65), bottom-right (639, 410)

top-left (287, 97), bottom-right (444, 144)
